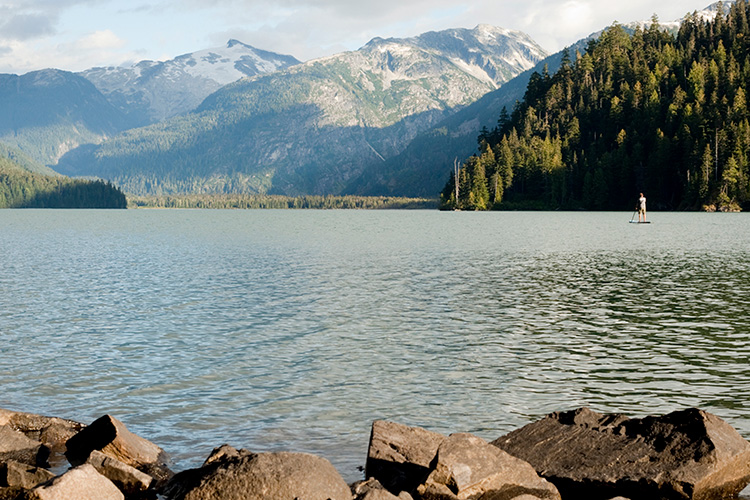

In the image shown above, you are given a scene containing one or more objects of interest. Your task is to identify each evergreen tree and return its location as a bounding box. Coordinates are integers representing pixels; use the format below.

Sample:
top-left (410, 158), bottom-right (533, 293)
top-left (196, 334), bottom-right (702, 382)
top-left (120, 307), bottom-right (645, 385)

top-left (442, 1), bottom-right (750, 211)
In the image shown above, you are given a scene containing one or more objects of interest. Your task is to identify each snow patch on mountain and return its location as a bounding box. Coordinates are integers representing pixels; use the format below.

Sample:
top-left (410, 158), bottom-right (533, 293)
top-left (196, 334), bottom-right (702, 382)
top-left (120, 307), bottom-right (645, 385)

top-left (80, 40), bottom-right (301, 125)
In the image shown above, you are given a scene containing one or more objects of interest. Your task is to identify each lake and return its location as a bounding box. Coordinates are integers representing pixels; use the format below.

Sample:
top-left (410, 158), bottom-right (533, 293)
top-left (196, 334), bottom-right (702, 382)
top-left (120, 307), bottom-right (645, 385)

top-left (1, 209), bottom-right (749, 489)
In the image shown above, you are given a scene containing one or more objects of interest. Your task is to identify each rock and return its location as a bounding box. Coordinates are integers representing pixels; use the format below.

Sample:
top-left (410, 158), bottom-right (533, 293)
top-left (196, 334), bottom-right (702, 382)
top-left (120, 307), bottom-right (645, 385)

top-left (201, 444), bottom-right (252, 466)
top-left (416, 433), bottom-right (560, 500)
top-left (0, 409), bottom-right (84, 452)
top-left (0, 460), bottom-right (55, 489)
top-left (492, 407), bottom-right (750, 500)
top-left (86, 450), bottom-right (154, 497)
top-left (0, 409), bottom-right (84, 472)
top-left (65, 415), bottom-right (172, 485)
top-left (0, 486), bottom-right (26, 500)
top-left (365, 420), bottom-right (446, 496)
top-left (25, 464), bottom-right (124, 500)
top-left (162, 449), bottom-right (352, 500)
top-left (352, 478), bottom-right (414, 500)
top-left (0, 427), bottom-right (49, 468)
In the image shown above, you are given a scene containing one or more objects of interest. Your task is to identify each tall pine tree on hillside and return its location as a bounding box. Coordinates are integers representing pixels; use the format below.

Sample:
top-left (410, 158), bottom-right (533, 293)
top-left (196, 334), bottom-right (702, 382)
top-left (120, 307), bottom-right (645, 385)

top-left (442, 1), bottom-right (750, 211)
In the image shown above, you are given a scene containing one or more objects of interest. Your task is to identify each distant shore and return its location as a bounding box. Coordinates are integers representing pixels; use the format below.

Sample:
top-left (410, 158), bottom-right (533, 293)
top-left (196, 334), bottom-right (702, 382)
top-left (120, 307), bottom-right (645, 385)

top-left (126, 194), bottom-right (438, 210)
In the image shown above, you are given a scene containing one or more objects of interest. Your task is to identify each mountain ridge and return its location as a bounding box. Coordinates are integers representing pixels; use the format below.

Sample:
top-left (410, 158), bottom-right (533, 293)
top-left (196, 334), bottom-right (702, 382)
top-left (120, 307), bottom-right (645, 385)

top-left (57, 24), bottom-right (548, 196)
top-left (79, 40), bottom-right (302, 127)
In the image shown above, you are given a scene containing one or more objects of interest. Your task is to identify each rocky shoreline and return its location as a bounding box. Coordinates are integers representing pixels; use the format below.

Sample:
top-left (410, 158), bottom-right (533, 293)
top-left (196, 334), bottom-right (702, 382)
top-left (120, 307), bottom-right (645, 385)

top-left (1, 406), bottom-right (749, 499)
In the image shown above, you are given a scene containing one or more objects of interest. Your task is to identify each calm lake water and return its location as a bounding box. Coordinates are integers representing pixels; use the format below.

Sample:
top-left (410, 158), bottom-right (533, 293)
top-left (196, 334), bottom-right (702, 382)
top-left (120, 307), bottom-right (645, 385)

top-left (1, 209), bottom-right (749, 487)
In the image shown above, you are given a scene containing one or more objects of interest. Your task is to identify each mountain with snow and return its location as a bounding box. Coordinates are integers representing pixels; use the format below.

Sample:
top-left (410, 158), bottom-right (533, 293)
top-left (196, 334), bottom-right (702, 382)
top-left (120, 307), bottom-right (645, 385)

top-left (349, 1), bottom-right (741, 197)
top-left (57, 25), bottom-right (547, 195)
top-left (79, 40), bottom-right (301, 127)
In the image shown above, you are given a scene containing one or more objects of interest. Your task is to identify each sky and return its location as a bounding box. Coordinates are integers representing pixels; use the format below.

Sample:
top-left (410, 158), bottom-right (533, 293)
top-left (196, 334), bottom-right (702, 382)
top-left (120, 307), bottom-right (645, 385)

top-left (0, 0), bottom-right (719, 74)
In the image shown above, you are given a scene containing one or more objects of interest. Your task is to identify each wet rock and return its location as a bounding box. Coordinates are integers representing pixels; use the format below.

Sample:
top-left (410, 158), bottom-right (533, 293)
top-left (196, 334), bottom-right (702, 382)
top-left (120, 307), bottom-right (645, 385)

top-left (492, 407), bottom-right (750, 500)
top-left (417, 433), bottom-right (560, 500)
top-left (0, 427), bottom-right (49, 468)
top-left (365, 420), bottom-right (446, 496)
top-left (162, 449), bottom-right (352, 500)
top-left (0, 460), bottom-right (55, 490)
top-left (86, 450), bottom-right (154, 498)
top-left (351, 478), bottom-right (414, 500)
top-left (25, 464), bottom-right (124, 500)
top-left (65, 415), bottom-right (172, 485)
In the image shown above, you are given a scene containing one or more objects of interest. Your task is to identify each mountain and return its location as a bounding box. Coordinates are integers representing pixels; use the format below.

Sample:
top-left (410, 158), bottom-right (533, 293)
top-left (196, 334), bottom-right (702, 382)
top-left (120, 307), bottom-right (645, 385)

top-left (348, 2), bottom-right (735, 197)
top-left (0, 69), bottom-right (130, 167)
top-left (441, 0), bottom-right (750, 211)
top-left (57, 25), bottom-right (547, 196)
top-left (79, 40), bottom-right (302, 127)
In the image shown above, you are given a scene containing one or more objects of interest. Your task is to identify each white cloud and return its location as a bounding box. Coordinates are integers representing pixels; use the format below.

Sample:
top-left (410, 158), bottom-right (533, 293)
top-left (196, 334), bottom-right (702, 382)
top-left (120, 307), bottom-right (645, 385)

top-left (73, 29), bottom-right (127, 50)
top-left (0, 30), bottom-right (139, 74)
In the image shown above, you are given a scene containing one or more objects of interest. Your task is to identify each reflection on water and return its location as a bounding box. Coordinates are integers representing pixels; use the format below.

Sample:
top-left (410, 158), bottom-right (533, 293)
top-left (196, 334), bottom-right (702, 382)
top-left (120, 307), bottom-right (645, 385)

top-left (1, 210), bottom-right (749, 487)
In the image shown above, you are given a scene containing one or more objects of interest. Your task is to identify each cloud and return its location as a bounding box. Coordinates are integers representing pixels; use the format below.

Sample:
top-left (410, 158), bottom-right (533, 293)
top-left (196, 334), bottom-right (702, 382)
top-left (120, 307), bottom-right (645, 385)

top-left (0, 0), bottom-right (718, 74)
top-left (73, 29), bottom-right (127, 50)
top-left (0, 30), bottom-right (138, 74)
top-left (0, 13), bottom-right (57, 41)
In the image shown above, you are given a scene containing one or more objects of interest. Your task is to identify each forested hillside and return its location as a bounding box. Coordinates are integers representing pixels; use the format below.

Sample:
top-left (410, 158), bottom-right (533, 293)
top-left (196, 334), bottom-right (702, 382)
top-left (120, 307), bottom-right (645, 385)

top-left (56, 26), bottom-right (546, 196)
top-left (443, 1), bottom-right (750, 211)
top-left (0, 157), bottom-right (126, 208)
top-left (0, 69), bottom-right (129, 167)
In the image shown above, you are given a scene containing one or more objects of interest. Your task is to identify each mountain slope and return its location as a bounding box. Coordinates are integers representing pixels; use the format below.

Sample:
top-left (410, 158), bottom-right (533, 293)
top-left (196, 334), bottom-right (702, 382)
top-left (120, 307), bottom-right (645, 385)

top-left (0, 69), bottom-right (130, 167)
top-left (80, 40), bottom-right (302, 127)
top-left (348, 2), bottom-right (733, 197)
top-left (442, 0), bottom-right (750, 211)
top-left (57, 25), bottom-right (547, 196)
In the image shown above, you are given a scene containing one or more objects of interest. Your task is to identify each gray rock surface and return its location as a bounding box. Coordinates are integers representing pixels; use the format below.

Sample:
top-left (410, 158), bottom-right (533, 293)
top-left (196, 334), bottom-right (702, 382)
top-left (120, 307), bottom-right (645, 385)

top-left (366, 420), bottom-right (446, 495)
top-left (417, 433), bottom-right (560, 500)
top-left (65, 415), bottom-right (172, 485)
top-left (25, 464), bottom-right (124, 500)
top-left (0, 427), bottom-right (48, 468)
top-left (492, 407), bottom-right (750, 500)
top-left (162, 448), bottom-right (352, 500)
top-left (0, 460), bottom-right (55, 490)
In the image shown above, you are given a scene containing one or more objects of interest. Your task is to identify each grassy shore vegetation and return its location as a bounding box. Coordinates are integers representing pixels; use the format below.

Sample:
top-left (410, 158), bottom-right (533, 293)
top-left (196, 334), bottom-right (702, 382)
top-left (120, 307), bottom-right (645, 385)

top-left (0, 157), bottom-right (127, 209)
top-left (443, 2), bottom-right (750, 212)
top-left (127, 194), bottom-right (438, 209)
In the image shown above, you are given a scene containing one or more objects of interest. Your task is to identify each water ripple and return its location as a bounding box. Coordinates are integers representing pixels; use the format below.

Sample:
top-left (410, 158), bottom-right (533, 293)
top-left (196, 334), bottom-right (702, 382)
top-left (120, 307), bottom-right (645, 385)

top-left (1, 210), bottom-right (749, 487)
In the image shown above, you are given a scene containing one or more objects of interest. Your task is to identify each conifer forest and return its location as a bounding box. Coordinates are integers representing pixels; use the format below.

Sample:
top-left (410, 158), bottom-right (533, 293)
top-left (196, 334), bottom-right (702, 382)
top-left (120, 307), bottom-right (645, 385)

top-left (442, 2), bottom-right (750, 212)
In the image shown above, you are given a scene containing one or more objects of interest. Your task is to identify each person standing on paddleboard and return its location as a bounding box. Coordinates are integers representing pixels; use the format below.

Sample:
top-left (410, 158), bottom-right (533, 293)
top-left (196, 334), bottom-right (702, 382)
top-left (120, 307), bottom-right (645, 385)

top-left (637, 193), bottom-right (647, 222)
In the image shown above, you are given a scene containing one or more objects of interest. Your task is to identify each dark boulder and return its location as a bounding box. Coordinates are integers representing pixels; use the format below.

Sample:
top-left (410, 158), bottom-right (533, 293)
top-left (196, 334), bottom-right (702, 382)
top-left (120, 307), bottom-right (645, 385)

top-left (417, 433), bottom-right (560, 500)
top-left (161, 446), bottom-right (352, 500)
top-left (491, 407), bottom-right (750, 500)
top-left (365, 420), bottom-right (446, 495)
top-left (0, 427), bottom-right (49, 468)
top-left (65, 415), bottom-right (172, 485)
